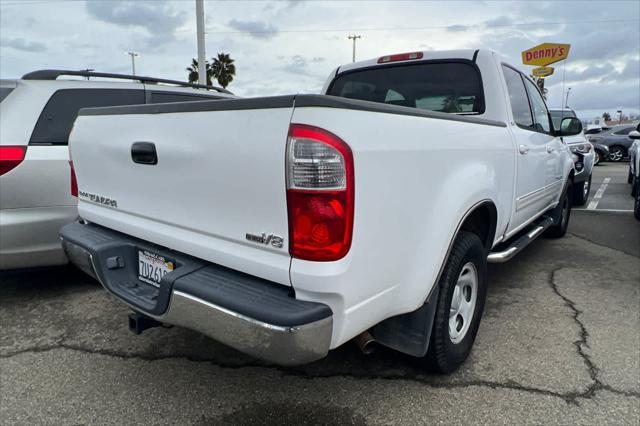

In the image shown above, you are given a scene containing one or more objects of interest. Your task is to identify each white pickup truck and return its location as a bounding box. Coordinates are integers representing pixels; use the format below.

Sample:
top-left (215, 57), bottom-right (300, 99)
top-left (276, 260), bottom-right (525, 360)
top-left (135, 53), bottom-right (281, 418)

top-left (60, 49), bottom-right (581, 372)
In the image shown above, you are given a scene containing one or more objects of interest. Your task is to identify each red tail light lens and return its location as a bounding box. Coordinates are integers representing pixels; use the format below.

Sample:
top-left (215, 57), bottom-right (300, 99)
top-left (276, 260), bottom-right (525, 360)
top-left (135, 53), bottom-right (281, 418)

top-left (0, 146), bottom-right (26, 176)
top-left (286, 124), bottom-right (354, 261)
top-left (378, 51), bottom-right (424, 64)
top-left (69, 160), bottom-right (78, 197)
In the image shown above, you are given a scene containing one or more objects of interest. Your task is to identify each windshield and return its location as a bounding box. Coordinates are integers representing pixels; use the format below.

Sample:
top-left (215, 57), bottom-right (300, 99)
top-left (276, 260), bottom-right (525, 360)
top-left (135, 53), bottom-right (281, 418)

top-left (550, 110), bottom-right (576, 130)
top-left (327, 62), bottom-right (485, 114)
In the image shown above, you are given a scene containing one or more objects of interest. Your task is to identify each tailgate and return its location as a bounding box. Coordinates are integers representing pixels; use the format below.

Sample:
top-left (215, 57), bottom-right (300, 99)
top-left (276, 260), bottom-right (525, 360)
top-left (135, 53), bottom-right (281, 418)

top-left (70, 97), bottom-right (295, 285)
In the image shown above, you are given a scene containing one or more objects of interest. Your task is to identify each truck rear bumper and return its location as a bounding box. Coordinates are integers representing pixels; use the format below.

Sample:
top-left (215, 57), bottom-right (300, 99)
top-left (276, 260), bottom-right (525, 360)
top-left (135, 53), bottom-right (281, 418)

top-left (60, 221), bottom-right (332, 366)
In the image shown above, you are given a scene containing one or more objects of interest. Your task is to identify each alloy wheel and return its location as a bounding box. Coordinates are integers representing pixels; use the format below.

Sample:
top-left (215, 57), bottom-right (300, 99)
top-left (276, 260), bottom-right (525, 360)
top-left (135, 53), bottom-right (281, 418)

top-left (609, 148), bottom-right (624, 162)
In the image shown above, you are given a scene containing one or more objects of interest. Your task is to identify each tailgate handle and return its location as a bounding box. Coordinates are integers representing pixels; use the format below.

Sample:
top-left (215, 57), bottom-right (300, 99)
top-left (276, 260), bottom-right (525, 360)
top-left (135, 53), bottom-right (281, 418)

top-left (131, 142), bottom-right (158, 165)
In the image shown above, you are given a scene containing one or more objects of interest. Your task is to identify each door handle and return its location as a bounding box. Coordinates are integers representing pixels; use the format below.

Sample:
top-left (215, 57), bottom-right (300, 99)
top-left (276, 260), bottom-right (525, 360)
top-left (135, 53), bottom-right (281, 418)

top-left (519, 145), bottom-right (530, 154)
top-left (546, 145), bottom-right (555, 153)
top-left (131, 142), bottom-right (157, 165)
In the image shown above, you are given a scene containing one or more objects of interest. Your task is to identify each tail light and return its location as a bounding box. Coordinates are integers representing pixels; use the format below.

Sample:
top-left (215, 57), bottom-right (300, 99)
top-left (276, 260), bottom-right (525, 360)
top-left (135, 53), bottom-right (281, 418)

top-left (378, 51), bottom-right (423, 64)
top-left (69, 160), bottom-right (78, 197)
top-left (0, 146), bottom-right (26, 176)
top-left (286, 124), bottom-right (354, 261)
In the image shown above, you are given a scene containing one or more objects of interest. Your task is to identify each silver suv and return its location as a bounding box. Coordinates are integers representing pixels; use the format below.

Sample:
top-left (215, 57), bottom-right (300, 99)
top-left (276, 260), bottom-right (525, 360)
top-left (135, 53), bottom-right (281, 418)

top-left (0, 70), bottom-right (234, 270)
top-left (549, 108), bottom-right (595, 206)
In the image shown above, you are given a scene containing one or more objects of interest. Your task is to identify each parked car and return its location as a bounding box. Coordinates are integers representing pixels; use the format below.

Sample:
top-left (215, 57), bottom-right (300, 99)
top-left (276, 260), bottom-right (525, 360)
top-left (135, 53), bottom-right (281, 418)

top-left (586, 123), bottom-right (639, 161)
top-left (0, 70), bottom-right (234, 270)
top-left (549, 108), bottom-right (594, 205)
top-left (628, 128), bottom-right (640, 220)
top-left (61, 49), bottom-right (577, 372)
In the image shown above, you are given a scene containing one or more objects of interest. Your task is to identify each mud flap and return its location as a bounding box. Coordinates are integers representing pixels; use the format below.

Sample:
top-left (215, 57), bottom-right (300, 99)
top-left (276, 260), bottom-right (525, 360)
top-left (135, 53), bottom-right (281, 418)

top-left (371, 286), bottom-right (440, 357)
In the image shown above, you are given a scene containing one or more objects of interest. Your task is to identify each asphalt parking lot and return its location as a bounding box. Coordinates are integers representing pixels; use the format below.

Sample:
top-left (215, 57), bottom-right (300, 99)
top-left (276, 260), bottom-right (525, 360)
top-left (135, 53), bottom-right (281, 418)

top-left (1, 164), bottom-right (638, 425)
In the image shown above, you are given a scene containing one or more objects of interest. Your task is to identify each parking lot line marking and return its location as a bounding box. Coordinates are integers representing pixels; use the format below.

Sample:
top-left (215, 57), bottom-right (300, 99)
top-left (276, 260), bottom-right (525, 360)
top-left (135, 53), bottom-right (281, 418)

top-left (586, 177), bottom-right (611, 210)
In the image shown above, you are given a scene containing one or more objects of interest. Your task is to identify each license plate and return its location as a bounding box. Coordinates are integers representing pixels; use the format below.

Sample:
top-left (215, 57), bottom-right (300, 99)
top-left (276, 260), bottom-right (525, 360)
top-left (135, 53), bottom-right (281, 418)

top-left (138, 250), bottom-right (174, 287)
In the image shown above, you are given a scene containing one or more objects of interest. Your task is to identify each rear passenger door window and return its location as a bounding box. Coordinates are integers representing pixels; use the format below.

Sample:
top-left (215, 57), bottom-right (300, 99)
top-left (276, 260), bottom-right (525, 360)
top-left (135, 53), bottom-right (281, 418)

top-left (502, 65), bottom-right (533, 128)
top-left (29, 89), bottom-right (144, 145)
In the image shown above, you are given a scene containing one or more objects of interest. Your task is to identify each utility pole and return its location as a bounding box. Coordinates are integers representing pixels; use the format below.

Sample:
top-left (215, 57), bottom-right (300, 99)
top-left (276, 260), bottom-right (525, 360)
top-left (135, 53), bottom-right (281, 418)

top-left (83, 68), bottom-right (94, 80)
top-left (617, 110), bottom-right (623, 124)
top-left (564, 87), bottom-right (571, 108)
top-left (195, 0), bottom-right (207, 85)
top-left (347, 34), bottom-right (362, 63)
top-left (127, 51), bottom-right (139, 75)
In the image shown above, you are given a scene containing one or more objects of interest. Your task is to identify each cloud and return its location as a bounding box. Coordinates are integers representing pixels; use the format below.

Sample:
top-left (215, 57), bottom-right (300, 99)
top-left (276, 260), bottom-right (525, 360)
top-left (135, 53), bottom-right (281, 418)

top-left (483, 16), bottom-right (514, 27)
top-left (1, 37), bottom-right (46, 52)
top-left (85, 0), bottom-right (186, 45)
top-left (562, 63), bottom-right (616, 83)
top-left (446, 25), bottom-right (468, 32)
top-left (282, 55), bottom-right (308, 74)
top-left (227, 19), bottom-right (278, 39)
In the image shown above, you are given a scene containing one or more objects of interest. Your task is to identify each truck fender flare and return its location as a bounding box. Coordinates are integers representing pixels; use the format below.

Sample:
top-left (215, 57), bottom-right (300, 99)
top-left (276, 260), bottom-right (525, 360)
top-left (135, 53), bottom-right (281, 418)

top-left (371, 199), bottom-right (497, 357)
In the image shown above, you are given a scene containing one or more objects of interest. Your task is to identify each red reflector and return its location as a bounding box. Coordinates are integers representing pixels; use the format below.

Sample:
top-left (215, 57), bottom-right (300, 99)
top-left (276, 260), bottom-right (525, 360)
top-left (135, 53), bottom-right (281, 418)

top-left (287, 124), bottom-right (354, 261)
top-left (69, 160), bottom-right (78, 197)
top-left (377, 51), bottom-right (424, 64)
top-left (0, 146), bottom-right (26, 176)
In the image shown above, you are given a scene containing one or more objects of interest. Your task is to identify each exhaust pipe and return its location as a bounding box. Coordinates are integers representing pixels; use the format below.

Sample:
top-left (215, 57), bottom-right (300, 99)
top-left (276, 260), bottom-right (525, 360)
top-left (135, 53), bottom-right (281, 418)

top-left (128, 312), bottom-right (160, 335)
top-left (354, 330), bottom-right (376, 355)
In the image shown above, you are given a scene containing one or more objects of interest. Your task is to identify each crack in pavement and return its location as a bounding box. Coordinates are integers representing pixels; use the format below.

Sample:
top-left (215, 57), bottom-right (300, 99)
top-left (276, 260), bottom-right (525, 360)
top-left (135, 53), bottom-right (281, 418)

top-left (2, 339), bottom-right (638, 405)
top-left (546, 268), bottom-right (639, 403)
top-left (2, 256), bottom-right (638, 407)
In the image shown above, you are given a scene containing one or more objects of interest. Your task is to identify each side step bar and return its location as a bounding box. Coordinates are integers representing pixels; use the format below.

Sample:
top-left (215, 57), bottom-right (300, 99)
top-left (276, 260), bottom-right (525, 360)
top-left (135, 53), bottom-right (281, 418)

top-left (487, 216), bottom-right (554, 263)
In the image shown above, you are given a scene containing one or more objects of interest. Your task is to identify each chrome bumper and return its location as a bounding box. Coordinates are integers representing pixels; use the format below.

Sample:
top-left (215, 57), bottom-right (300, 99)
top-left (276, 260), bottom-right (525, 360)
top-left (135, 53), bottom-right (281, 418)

top-left (61, 231), bottom-right (332, 366)
top-left (160, 291), bottom-right (332, 365)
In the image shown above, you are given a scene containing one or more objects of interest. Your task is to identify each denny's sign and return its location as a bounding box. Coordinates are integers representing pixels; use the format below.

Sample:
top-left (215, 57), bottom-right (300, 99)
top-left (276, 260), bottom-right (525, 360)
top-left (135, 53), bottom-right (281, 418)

top-left (522, 43), bottom-right (570, 67)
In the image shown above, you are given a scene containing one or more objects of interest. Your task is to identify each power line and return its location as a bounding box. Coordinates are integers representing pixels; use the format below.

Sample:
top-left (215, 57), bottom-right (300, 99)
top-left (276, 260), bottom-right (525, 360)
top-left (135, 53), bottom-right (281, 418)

top-left (188, 18), bottom-right (640, 35)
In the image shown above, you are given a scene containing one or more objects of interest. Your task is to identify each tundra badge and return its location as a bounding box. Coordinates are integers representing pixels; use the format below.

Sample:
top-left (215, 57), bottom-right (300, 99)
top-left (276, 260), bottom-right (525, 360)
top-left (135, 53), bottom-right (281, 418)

top-left (246, 232), bottom-right (284, 248)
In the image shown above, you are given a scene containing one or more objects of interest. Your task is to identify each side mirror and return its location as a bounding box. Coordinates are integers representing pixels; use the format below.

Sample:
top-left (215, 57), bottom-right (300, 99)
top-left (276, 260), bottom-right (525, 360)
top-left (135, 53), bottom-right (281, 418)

top-left (558, 117), bottom-right (583, 137)
top-left (628, 130), bottom-right (640, 140)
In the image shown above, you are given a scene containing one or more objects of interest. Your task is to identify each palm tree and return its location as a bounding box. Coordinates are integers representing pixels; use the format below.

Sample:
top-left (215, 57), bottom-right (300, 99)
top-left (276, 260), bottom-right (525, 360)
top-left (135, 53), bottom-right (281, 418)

top-left (186, 58), bottom-right (212, 85)
top-left (211, 53), bottom-right (236, 88)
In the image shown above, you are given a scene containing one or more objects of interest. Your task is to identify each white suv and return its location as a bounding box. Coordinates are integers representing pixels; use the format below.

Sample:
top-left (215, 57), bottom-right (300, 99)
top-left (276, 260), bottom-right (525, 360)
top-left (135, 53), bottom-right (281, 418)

top-left (0, 70), bottom-right (234, 270)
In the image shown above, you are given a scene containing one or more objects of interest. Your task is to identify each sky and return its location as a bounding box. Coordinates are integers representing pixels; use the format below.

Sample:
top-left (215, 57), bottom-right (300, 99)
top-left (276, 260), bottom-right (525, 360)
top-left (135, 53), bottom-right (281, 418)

top-left (1, 0), bottom-right (639, 120)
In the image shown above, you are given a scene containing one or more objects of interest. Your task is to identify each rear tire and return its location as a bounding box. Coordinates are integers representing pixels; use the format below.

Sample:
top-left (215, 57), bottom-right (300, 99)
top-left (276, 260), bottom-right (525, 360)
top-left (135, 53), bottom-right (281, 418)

top-left (545, 184), bottom-right (572, 238)
top-left (426, 231), bottom-right (487, 373)
top-left (573, 175), bottom-right (591, 206)
top-left (628, 169), bottom-right (634, 184)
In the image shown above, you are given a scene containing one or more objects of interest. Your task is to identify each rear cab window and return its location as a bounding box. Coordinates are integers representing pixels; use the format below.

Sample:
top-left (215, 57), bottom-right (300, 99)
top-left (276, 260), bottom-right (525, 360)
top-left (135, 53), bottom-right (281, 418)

top-left (29, 88), bottom-right (145, 146)
top-left (327, 61), bottom-right (485, 115)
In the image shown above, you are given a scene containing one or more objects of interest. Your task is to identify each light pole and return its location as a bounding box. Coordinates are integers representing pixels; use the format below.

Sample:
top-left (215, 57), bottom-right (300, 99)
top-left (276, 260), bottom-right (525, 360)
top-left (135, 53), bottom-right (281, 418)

top-left (347, 34), bottom-right (362, 63)
top-left (617, 110), bottom-right (623, 124)
top-left (127, 51), bottom-right (139, 75)
top-left (564, 87), bottom-right (571, 109)
top-left (195, 0), bottom-right (207, 85)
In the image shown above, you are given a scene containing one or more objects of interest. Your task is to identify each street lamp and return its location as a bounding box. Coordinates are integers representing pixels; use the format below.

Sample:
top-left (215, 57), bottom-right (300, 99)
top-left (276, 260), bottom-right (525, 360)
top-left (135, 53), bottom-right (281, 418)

top-left (564, 87), bottom-right (571, 109)
top-left (126, 51), bottom-right (139, 75)
top-left (617, 110), bottom-right (623, 124)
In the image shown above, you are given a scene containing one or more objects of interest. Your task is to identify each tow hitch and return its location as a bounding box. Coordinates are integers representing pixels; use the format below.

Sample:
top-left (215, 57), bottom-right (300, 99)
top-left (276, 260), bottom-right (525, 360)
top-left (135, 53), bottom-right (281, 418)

top-left (128, 312), bottom-right (161, 335)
